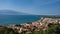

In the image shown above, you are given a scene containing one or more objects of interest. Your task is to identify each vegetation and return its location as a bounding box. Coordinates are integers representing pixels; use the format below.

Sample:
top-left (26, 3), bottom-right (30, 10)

top-left (0, 24), bottom-right (60, 34)
top-left (19, 23), bottom-right (60, 34)
top-left (32, 29), bottom-right (44, 34)
top-left (47, 24), bottom-right (60, 34)
top-left (15, 24), bottom-right (22, 27)
top-left (0, 27), bottom-right (18, 34)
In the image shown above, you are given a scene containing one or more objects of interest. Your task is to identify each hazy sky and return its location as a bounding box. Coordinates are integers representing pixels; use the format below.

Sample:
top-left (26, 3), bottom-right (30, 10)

top-left (0, 0), bottom-right (60, 15)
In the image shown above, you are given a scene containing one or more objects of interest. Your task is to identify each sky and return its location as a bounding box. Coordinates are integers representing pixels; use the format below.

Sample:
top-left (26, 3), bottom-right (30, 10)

top-left (0, 0), bottom-right (60, 15)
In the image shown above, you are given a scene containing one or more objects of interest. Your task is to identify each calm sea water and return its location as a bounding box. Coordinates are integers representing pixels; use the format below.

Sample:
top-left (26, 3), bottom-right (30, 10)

top-left (0, 15), bottom-right (40, 24)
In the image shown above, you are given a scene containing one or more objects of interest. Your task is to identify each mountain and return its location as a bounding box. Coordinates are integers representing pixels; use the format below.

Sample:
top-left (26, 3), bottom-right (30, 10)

top-left (0, 10), bottom-right (29, 15)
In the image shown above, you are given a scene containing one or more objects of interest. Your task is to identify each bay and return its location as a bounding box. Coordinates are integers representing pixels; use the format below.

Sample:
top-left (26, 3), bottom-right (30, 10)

top-left (0, 15), bottom-right (40, 24)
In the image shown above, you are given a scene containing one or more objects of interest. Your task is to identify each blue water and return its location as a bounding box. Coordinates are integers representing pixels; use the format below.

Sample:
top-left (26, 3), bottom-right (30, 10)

top-left (0, 15), bottom-right (40, 24)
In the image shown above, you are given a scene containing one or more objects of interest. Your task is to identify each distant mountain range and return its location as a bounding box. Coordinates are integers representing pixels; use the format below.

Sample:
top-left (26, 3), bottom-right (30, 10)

top-left (0, 10), bottom-right (29, 15)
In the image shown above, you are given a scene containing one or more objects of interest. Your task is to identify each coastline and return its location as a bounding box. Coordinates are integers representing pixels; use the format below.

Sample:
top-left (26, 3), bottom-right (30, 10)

top-left (0, 17), bottom-right (60, 34)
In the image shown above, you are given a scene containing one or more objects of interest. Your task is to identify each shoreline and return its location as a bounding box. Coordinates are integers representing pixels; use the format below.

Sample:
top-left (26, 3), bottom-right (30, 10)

top-left (0, 17), bottom-right (60, 26)
top-left (0, 17), bottom-right (60, 34)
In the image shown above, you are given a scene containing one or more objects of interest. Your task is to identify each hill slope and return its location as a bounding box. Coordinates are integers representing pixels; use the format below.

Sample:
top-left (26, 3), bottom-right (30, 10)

top-left (0, 10), bottom-right (29, 15)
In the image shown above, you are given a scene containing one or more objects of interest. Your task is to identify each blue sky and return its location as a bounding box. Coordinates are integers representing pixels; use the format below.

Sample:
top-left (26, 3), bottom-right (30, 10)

top-left (0, 0), bottom-right (60, 15)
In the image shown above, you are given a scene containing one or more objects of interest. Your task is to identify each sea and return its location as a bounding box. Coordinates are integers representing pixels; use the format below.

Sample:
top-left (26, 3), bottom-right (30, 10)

top-left (0, 15), bottom-right (41, 25)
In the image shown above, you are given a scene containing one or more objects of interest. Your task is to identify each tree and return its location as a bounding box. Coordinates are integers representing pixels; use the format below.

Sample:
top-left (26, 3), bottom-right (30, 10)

top-left (47, 24), bottom-right (60, 34)
top-left (0, 27), bottom-right (17, 34)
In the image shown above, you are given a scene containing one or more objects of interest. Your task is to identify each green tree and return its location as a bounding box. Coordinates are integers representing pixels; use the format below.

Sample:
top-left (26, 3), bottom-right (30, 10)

top-left (47, 24), bottom-right (60, 34)
top-left (0, 27), bottom-right (17, 34)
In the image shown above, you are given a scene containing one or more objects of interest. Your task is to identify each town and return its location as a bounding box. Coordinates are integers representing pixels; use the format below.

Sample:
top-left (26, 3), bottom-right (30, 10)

top-left (3, 17), bottom-right (59, 34)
